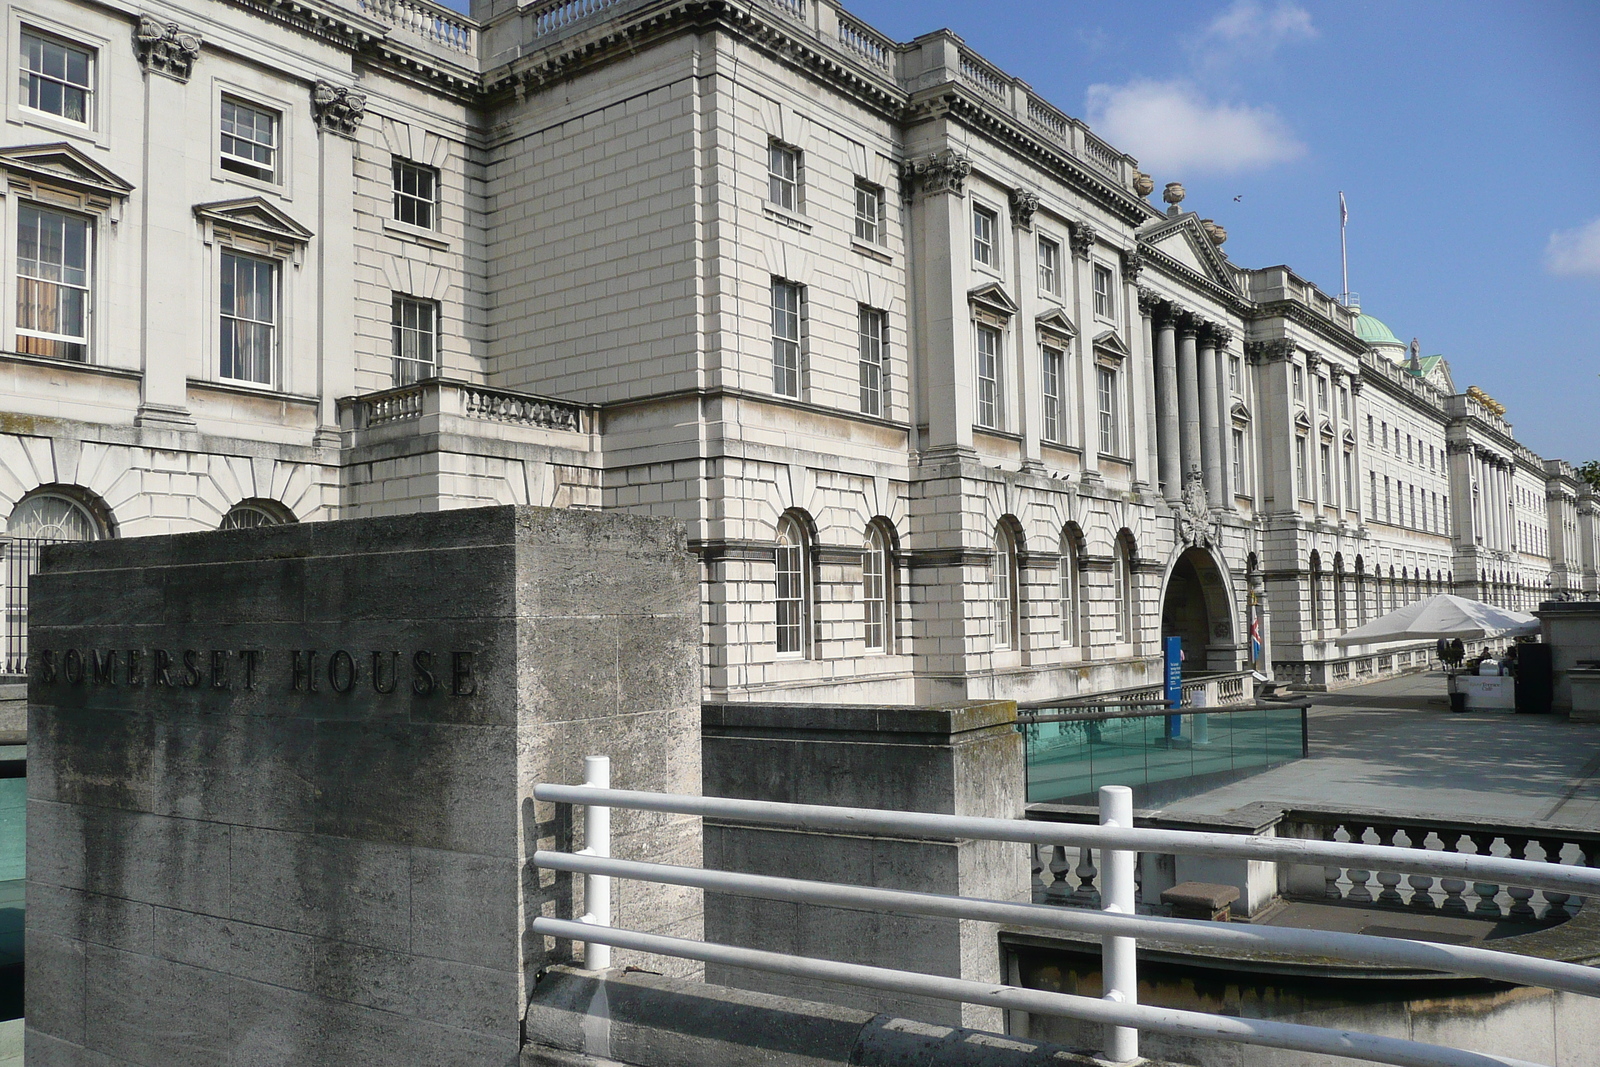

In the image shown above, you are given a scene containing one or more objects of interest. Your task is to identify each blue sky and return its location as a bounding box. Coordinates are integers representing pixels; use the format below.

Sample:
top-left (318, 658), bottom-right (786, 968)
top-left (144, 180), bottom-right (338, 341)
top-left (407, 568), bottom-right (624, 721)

top-left (834, 0), bottom-right (1600, 461)
top-left (461, 1), bottom-right (1600, 462)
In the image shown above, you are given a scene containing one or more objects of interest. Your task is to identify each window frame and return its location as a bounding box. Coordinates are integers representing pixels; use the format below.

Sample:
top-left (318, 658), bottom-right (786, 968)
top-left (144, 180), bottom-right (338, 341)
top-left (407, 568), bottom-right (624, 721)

top-left (1037, 235), bottom-right (1061, 296)
top-left (18, 25), bottom-right (94, 128)
top-left (853, 178), bottom-right (884, 245)
top-left (10, 16), bottom-right (107, 144)
top-left (768, 141), bottom-right (801, 213)
top-left (1096, 363), bottom-right (1119, 456)
top-left (1040, 344), bottom-right (1065, 444)
top-left (974, 322), bottom-right (1002, 429)
top-left (857, 305), bottom-right (886, 417)
top-left (391, 157), bottom-right (440, 231)
top-left (863, 522), bottom-right (893, 654)
top-left (217, 248), bottom-right (280, 387)
top-left (1092, 263), bottom-right (1115, 319)
top-left (771, 278), bottom-right (804, 399)
top-left (775, 514), bottom-right (811, 658)
top-left (1059, 533), bottom-right (1079, 648)
top-left (992, 523), bottom-right (1018, 651)
top-left (391, 293), bottom-right (439, 386)
top-left (1113, 538), bottom-right (1134, 646)
top-left (14, 200), bottom-right (93, 363)
top-left (972, 203), bottom-right (999, 268)
top-left (219, 94), bottom-right (281, 185)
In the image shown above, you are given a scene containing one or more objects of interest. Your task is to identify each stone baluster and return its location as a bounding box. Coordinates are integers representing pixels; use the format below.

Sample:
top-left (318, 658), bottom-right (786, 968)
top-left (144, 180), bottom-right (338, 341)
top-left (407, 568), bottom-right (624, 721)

top-left (1073, 847), bottom-right (1101, 907)
top-left (1046, 845), bottom-right (1073, 904)
top-left (1371, 825), bottom-right (1404, 906)
top-left (1502, 837), bottom-right (1537, 920)
top-left (1031, 843), bottom-right (1047, 903)
top-left (1468, 832), bottom-right (1502, 916)
top-left (1405, 828), bottom-right (1437, 910)
top-left (1439, 877), bottom-right (1470, 914)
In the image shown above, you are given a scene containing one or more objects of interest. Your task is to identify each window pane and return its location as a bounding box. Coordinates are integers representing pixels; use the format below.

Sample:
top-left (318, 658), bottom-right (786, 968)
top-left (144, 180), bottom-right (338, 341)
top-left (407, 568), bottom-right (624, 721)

top-left (858, 307), bottom-right (884, 416)
top-left (975, 326), bottom-right (999, 428)
top-left (392, 295), bottom-right (439, 385)
top-left (220, 98), bottom-right (278, 181)
top-left (772, 281), bottom-right (801, 397)
top-left (220, 252), bottom-right (275, 384)
top-left (20, 30), bottom-right (92, 123)
top-left (16, 203), bottom-right (91, 361)
top-left (1041, 346), bottom-right (1061, 442)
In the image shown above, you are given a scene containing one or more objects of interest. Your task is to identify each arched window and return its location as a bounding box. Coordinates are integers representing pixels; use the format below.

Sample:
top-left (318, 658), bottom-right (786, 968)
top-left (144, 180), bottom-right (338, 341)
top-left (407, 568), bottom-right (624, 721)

top-left (220, 499), bottom-right (296, 530)
top-left (992, 522), bottom-right (1019, 651)
top-left (863, 521), bottom-right (893, 653)
top-left (1059, 527), bottom-right (1080, 648)
top-left (1114, 531), bottom-right (1135, 645)
top-left (775, 514), bottom-right (811, 656)
top-left (6, 488), bottom-right (109, 674)
top-left (1309, 551), bottom-right (1324, 633)
top-left (1333, 553), bottom-right (1347, 630)
top-left (1354, 556), bottom-right (1367, 624)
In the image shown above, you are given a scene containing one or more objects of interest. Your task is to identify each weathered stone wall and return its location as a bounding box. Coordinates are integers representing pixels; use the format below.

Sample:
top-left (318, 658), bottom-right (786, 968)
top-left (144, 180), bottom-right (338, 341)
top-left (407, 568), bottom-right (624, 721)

top-left (701, 700), bottom-right (1025, 1031)
top-left (25, 505), bottom-right (702, 1066)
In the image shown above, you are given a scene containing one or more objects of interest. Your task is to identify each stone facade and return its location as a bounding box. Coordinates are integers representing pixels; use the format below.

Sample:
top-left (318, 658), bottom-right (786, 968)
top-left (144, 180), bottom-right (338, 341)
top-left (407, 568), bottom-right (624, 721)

top-left (0, 0), bottom-right (1594, 700)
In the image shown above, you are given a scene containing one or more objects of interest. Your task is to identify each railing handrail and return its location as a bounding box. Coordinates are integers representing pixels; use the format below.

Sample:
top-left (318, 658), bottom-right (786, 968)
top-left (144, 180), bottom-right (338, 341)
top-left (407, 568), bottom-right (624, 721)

top-left (531, 784), bottom-right (1600, 897)
top-left (1018, 697), bottom-right (1306, 725)
top-left (537, 772), bottom-right (1566, 1066)
top-left (535, 850), bottom-right (1600, 997)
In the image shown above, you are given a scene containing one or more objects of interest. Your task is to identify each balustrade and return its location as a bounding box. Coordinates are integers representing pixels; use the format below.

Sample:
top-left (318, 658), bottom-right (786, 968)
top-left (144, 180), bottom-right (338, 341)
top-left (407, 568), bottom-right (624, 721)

top-left (836, 13), bottom-right (891, 70)
top-left (357, 0), bottom-right (477, 53)
top-left (958, 50), bottom-right (1007, 101)
top-left (342, 380), bottom-right (591, 434)
top-left (527, 0), bottom-right (625, 37)
top-left (1284, 813), bottom-right (1596, 924)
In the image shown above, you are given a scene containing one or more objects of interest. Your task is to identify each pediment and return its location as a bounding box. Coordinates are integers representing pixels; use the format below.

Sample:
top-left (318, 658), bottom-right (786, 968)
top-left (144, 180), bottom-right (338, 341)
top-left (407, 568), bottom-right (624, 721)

top-left (1319, 419), bottom-right (1335, 439)
top-left (1093, 329), bottom-right (1131, 360)
top-left (1035, 307), bottom-right (1077, 339)
top-left (1230, 402), bottom-right (1251, 423)
top-left (194, 197), bottom-right (314, 245)
top-left (1136, 214), bottom-right (1239, 293)
top-left (0, 142), bottom-right (134, 200)
top-left (1293, 410), bottom-right (1312, 432)
top-left (967, 281), bottom-right (1017, 319)
top-left (1342, 429), bottom-right (1357, 447)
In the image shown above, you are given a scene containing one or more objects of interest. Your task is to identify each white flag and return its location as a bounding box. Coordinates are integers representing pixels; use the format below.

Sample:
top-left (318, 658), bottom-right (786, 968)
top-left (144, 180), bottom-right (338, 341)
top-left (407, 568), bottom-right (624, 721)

top-left (1339, 190), bottom-right (1348, 227)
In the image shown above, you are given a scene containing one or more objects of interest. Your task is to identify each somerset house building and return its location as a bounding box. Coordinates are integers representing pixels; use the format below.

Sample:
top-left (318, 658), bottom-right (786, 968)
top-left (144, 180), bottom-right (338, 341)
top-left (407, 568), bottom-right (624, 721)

top-left (0, 0), bottom-right (1595, 703)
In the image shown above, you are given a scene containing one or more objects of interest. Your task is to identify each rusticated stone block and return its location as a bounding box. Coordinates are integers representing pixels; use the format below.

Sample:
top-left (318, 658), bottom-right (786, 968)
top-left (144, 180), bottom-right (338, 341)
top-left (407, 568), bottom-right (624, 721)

top-left (27, 505), bottom-right (701, 1065)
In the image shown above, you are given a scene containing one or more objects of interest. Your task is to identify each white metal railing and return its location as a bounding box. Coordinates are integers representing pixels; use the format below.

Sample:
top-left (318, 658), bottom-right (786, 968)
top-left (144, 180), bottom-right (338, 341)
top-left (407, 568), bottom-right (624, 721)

top-left (533, 770), bottom-right (1600, 1067)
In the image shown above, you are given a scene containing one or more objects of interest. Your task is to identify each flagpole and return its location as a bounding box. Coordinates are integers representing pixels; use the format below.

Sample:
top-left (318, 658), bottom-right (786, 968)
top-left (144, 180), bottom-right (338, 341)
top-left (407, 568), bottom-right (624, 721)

top-left (1339, 191), bottom-right (1349, 306)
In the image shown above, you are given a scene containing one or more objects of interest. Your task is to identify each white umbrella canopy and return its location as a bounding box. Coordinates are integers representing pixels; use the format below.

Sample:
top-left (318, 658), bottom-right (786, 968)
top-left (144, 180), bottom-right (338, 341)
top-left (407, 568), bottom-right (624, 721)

top-left (1334, 594), bottom-right (1541, 647)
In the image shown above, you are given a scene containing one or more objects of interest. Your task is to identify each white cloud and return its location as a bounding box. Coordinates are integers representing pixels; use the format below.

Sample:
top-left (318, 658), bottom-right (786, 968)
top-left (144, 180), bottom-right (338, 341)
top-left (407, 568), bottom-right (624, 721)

top-left (1200, 0), bottom-right (1317, 56)
top-left (1085, 79), bottom-right (1305, 175)
top-left (1546, 218), bottom-right (1600, 277)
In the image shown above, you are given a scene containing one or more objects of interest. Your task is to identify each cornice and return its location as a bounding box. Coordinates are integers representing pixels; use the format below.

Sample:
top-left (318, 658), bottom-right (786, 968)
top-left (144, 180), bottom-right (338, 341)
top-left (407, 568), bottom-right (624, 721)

top-left (1139, 244), bottom-right (1249, 314)
top-left (1245, 299), bottom-right (1366, 356)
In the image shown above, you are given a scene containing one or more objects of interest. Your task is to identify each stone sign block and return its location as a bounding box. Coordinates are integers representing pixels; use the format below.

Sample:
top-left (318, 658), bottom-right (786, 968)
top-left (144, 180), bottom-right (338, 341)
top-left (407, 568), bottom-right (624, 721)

top-left (26, 505), bottom-right (701, 1066)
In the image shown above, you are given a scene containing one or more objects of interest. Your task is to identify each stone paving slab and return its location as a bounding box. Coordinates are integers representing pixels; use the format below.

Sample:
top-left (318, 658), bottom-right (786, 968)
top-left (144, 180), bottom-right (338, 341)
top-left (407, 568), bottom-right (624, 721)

top-left (1159, 672), bottom-right (1600, 829)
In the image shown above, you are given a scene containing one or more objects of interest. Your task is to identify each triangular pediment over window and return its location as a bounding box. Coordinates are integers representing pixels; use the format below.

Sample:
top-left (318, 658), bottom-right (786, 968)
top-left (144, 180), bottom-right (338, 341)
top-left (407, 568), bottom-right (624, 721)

top-left (967, 282), bottom-right (1017, 321)
top-left (1293, 410), bottom-right (1312, 432)
top-left (1035, 307), bottom-right (1077, 340)
top-left (1093, 329), bottom-right (1131, 361)
top-left (1135, 214), bottom-right (1239, 295)
top-left (1231, 401), bottom-right (1251, 423)
top-left (0, 142), bottom-right (134, 203)
top-left (195, 197), bottom-right (314, 246)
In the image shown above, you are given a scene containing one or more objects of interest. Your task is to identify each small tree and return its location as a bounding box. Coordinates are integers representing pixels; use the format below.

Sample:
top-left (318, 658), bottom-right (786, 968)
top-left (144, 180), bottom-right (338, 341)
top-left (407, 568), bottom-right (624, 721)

top-left (1579, 460), bottom-right (1600, 493)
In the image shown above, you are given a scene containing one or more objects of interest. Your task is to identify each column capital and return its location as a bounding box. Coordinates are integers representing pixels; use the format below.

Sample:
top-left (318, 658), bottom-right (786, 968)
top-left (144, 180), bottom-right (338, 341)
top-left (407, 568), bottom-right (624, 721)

top-left (312, 80), bottom-right (367, 137)
top-left (1209, 325), bottom-right (1234, 347)
top-left (1068, 220), bottom-right (1098, 259)
top-left (1138, 287), bottom-right (1167, 317)
top-left (1008, 186), bottom-right (1040, 230)
top-left (1175, 310), bottom-right (1202, 338)
top-left (1244, 338), bottom-right (1293, 365)
top-left (900, 150), bottom-right (972, 200)
top-left (1348, 375), bottom-right (1365, 395)
top-left (1122, 251), bottom-right (1146, 286)
top-left (134, 15), bottom-right (202, 82)
top-left (1304, 351), bottom-right (1323, 373)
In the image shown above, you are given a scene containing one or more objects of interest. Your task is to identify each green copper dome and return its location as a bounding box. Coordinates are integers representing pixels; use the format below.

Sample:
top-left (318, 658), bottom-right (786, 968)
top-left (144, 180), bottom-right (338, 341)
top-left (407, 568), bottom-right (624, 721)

top-left (1354, 312), bottom-right (1403, 349)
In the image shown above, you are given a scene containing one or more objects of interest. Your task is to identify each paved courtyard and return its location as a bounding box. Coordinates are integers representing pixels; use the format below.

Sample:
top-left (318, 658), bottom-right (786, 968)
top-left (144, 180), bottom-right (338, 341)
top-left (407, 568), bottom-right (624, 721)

top-left (1160, 671), bottom-right (1600, 829)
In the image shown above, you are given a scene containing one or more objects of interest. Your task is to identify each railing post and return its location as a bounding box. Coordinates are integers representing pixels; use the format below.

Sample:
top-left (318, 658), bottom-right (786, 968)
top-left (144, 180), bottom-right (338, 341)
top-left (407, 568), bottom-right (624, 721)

top-left (1099, 785), bottom-right (1138, 1063)
top-left (579, 755), bottom-right (612, 970)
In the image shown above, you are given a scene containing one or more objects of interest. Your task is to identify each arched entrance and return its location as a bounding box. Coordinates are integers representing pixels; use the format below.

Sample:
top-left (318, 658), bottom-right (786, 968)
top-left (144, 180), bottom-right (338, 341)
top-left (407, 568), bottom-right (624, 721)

top-left (1160, 546), bottom-right (1237, 672)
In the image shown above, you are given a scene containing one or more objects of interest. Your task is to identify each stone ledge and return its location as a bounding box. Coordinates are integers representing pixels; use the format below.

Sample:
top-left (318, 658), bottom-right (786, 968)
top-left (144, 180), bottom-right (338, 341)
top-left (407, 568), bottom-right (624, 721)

top-left (523, 966), bottom-right (1195, 1067)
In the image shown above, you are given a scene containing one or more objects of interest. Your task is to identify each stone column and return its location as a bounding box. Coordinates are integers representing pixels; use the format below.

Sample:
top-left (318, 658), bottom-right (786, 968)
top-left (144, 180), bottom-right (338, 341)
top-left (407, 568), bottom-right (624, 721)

top-left (1176, 318), bottom-right (1202, 486)
top-left (1150, 297), bottom-right (1181, 501)
top-left (1010, 189), bottom-right (1043, 470)
top-left (136, 53), bottom-right (200, 429)
top-left (903, 151), bottom-right (976, 457)
top-left (1123, 256), bottom-right (1152, 489)
top-left (1197, 330), bottom-right (1222, 502)
top-left (1349, 377), bottom-right (1367, 526)
top-left (1139, 292), bottom-right (1161, 492)
top-left (1213, 330), bottom-right (1235, 507)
